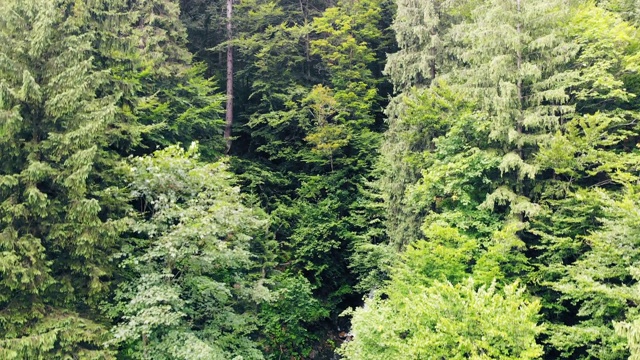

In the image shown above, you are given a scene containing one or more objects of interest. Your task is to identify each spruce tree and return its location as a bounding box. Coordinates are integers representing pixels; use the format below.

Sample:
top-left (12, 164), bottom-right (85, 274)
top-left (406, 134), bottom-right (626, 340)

top-left (530, 3), bottom-right (640, 358)
top-left (384, 0), bottom-right (462, 91)
top-left (379, 0), bottom-right (471, 248)
top-left (126, 0), bottom-right (226, 158)
top-left (446, 0), bottom-right (577, 222)
top-left (0, 0), bottom-right (128, 357)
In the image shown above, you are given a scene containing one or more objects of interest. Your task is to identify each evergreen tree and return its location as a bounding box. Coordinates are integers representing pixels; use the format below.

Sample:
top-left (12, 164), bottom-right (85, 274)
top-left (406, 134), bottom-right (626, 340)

top-left (0, 0), bottom-right (129, 357)
top-left (530, 3), bottom-right (640, 358)
top-left (378, 1), bottom-right (640, 359)
top-left (379, 0), bottom-right (471, 247)
top-left (384, 0), bottom-right (462, 90)
top-left (381, 0), bottom-right (578, 251)
top-left (446, 0), bottom-right (577, 229)
top-left (126, 0), bottom-right (227, 158)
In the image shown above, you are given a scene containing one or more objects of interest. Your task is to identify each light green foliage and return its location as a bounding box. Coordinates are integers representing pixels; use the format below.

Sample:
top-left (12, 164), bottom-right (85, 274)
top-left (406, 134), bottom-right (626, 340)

top-left (528, 3), bottom-right (640, 358)
top-left (379, 1), bottom-right (640, 359)
top-left (342, 281), bottom-right (542, 360)
top-left (377, 0), bottom-right (472, 246)
top-left (385, 0), bottom-right (464, 90)
top-left (381, 82), bottom-right (510, 268)
top-left (600, 0), bottom-right (640, 25)
top-left (342, 192), bottom-right (543, 359)
top-left (134, 63), bottom-right (227, 158)
top-left (393, 228), bottom-right (476, 288)
top-left (302, 85), bottom-right (351, 170)
top-left (310, 0), bottom-right (380, 125)
top-left (340, 240), bottom-right (543, 360)
top-left (392, 83), bottom-right (497, 258)
top-left (109, 144), bottom-right (269, 359)
top-left (129, 0), bottom-right (192, 76)
top-left (446, 0), bottom-right (577, 223)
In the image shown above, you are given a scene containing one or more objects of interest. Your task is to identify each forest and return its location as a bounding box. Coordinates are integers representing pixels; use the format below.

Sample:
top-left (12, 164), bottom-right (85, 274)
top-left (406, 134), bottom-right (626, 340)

top-left (1, 0), bottom-right (640, 358)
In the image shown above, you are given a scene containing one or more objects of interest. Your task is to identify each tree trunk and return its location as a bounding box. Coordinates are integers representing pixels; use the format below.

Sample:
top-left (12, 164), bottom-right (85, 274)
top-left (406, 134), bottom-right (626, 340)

top-left (224, 0), bottom-right (234, 152)
top-left (301, 0), bottom-right (311, 79)
top-left (516, 0), bottom-right (525, 223)
top-left (516, 0), bottom-right (523, 151)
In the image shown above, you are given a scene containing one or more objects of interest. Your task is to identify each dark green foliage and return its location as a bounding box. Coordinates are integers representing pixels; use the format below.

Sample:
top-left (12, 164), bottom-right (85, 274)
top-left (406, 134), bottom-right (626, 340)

top-left (124, 0), bottom-right (227, 158)
top-left (259, 273), bottom-right (329, 358)
top-left (0, 0), bottom-right (128, 357)
top-left (183, 0), bottom-right (392, 355)
top-left (6, 0), bottom-right (640, 358)
top-left (133, 63), bottom-right (226, 158)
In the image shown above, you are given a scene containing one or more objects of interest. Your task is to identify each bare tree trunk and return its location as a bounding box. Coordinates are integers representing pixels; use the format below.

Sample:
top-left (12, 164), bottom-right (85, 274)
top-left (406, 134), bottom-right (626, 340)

top-left (300, 0), bottom-right (311, 79)
top-left (516, 0), bottom-right (525, 223)
top-left (516, 0), bottom-right (523, 149)
top-left (224, 0), bottom-right (234, 152)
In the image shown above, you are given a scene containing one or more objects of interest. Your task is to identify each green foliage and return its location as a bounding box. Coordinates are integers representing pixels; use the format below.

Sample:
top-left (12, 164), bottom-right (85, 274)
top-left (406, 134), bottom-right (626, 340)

top-left (340, 240), bottom-right (543, 360)
top-left (385, 0), bottom-right (465, 90)
top-left (259, 273), bottom-right (329, 358)
top-left (109, 144), bottom-right (269, 359)
top-left (526, 3), bottom-right (640, 358)
top-left (134, 63), bottom-right (227, 159)
top-left (232, 0), bottom-right (391, 354)
top-left (381, 1), bottom-right (640, 359)
top-left (122, 0), bottom-right (227, 158)
top-left (0, 0), bottom-right (129, 357)
top-left (9, 0), bottom-right (640, 359)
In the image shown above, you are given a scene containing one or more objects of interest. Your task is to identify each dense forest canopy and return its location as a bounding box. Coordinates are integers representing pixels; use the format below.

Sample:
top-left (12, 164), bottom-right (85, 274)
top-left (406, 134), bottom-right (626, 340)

top-left (1, 0), bottom-right (640, 359)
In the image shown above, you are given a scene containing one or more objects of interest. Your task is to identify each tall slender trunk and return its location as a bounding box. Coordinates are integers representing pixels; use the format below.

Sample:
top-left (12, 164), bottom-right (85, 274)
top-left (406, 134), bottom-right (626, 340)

top-left (429, 38), bottom-right (436, 81)
top-left (428, 1), bottom-right (439, 81)
top-left (516, 0), bottom-right (525, 223)
top-left (428, 28), bottom-right (436, 81)
top-left (224, 0), bottom-right (234, 152)
top-left (300, 0), bottom-right (311, 79)
top-left (516, 0), bottom-right (523, 150)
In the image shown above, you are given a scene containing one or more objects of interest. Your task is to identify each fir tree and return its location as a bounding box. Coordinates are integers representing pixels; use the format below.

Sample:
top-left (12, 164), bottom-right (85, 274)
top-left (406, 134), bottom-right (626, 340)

top-left (530, 3), bottom-right (640, 357)
top-left (0, 0), bottom-right (128, 357)
top-left (126, 0), bottom-right (227, 158)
